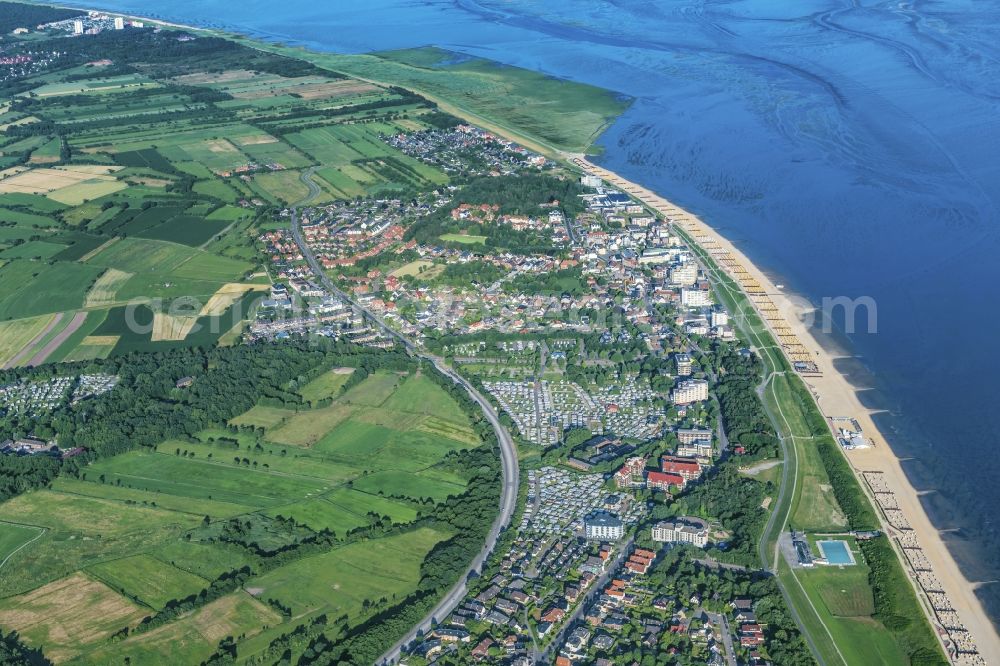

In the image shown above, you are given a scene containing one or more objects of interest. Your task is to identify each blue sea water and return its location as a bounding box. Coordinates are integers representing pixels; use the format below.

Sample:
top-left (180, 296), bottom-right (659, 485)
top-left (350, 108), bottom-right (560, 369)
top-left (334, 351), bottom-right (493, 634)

top-left (51, 0), bottom-right (1000, 623)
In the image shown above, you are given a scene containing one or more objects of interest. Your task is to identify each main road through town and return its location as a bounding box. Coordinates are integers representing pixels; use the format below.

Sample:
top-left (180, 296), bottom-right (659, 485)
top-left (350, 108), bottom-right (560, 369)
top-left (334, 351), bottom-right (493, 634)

top-left (289, 200), bottom-right (520, 664)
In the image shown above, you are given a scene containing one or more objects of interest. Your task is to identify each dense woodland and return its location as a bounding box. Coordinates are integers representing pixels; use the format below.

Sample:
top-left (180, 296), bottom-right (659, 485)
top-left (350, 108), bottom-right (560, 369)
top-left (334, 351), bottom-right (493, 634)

top-left (713, 347), bottom-right (779, 460)
top-left (0, 628), bottom-right (48, 666)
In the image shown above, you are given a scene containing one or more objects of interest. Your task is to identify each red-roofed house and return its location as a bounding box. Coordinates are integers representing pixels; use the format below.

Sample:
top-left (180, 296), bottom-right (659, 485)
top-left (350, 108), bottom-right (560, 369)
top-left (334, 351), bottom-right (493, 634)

top-left (661, 455), bottom-right (702, 482)
top-left (542, 607), bottom-right (566, 623)
top-left (471, 638), bottom-right (494, 660)
top-left (614, 456), bottom-right (646, 489)
top-left (647, 470), bottom-right (685, 491)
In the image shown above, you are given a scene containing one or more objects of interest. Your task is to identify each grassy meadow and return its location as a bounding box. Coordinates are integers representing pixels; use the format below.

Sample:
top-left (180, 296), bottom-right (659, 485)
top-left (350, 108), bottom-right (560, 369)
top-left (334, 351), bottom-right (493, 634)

top-left (0, 28), bottom-right (481, 364)
top-left (0, 370), bottom-right (481, 663)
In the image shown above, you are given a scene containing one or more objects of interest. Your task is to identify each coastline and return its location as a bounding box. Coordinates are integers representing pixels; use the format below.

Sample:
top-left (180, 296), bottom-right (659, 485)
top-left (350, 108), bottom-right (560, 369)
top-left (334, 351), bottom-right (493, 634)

top-left (21, 0), bottom-right (998, 659)
top-left (569, 155), bottom-right (1000, 661)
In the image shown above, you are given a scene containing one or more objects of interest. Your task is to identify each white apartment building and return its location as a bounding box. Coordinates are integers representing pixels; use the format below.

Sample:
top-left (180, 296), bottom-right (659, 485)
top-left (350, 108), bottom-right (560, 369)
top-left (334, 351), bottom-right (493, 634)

top-left (681, 288), bottom-right (712, 307)
top-left (584, 511), bottom-right (624, 541)
top-left (671, 379), bottom-right (709, 405)
top-left (677, 440), bottom-right (713, 459)
top-left (651, 519), bottom-right (709, 548)
top-left (669, 263), bottom-right (698, 286)
top-left (676, 428), bottom-right (713, 444)
top-left (675, 353), bottom-right (693, 377)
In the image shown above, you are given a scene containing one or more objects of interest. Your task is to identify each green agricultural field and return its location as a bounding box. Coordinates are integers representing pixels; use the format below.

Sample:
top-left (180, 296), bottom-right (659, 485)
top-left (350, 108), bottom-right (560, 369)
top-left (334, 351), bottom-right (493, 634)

top-left (82, 591), bottom-right (281, 666)
top-left (0, 572), bottom-right (148, 663)
top-left (51, 477), bottom-right (254, 520)
top-left (314, 166), bottom-right (367, 198)
top-left (264, 45), bottom-right (630, 154)
top-left (82, 236), bottom-right (254, 306)
top-left (61, 201), bottom-right (105, 226)
top-left (0, 225), bottom-right (44, 246)
top-left (0, 260), bottom-right (102, 320)
top-left (0, 240), bottom-right (66, 260)
top-left (84, 236), bottom-right (195, 273)
top-left (229, 404), bottom-right (297, 429)
top-left (0, 489), bottom-right (200, 538)
top-left (0, 192), bottom-right (67, 213)
top-left (153, 439), bottom-right (360, 485)
top-left (298, 368), bottom-right (354, 403)
top-left (313, 417), bottom-right (468, 473)
top-left (382, 373), bottom-right (467, 421)
top-left (88, 554), bottom-right (209, 610)
top-left (251, 169), bottom-right (310, 204)
top-left (267, 403), bottom-right (355, 447)
top-left (351, 469), bottom-right (466, 502)
top-left (266, 489), bottom-right (417, 534)
top-left (248, 527), bottom-right (447, 617)
top-left (152, 540), bottom-right (254, 581)
top-left (263, 496), bottom-right (369, 534)
top-left (84, 451), bottom-right (332, 509)
top-left (169, 250), bottom-right (253, 281)
top-left (417, 415), bottom-right (480, 446)
top-left (206, 204), bottom-right (250, 222)
top-left (0, 522), bottom-right (43, 566)
top-left (238, 137), bottom-right (313, 169)
top-left (285, 126), bottom-right (365, 166)
top-left (29, 136), bottom-right (61, 162)
top-left (440, 232), bottom-right (487, 244)
top-left (192, 178), bottom-right (240, 202)
top-left (0, 313), bottom-right (55, 366)
top-left (51, 231), bottom-right (111, 261)
top-left (341, 370), bottom-right (404, 406)
top-left (796, 562), bottom-right (906, 665)
top-left (0, 207), bottom-right (60, 227)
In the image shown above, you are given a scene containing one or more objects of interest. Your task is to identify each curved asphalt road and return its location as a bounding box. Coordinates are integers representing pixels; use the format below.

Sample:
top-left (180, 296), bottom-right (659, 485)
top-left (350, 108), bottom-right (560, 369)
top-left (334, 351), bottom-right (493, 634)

top-left (288, 196), bottom-right (519, 664)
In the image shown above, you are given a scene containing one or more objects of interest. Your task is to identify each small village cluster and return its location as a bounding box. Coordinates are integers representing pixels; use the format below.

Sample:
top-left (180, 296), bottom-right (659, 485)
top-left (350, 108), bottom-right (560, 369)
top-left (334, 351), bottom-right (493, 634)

top-left (405, 532), bottom-right (774, 666)
top-left (296, 195), bottom-right (437, 269)
top-left (385, 124), bottom-right (547, 176)
top-left (0, 49), bottom-right (64, 83)
top-left (246, 279), bottom-right (394, 348)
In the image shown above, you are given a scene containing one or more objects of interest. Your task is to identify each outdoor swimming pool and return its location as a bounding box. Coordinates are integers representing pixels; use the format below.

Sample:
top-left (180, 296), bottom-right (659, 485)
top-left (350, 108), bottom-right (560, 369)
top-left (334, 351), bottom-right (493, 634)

top-left (818, 540), bottom-right (856, 566)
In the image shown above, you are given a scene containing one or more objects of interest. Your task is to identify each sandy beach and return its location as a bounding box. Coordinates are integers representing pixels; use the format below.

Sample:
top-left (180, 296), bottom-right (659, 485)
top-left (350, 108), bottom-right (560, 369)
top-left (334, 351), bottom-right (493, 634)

top-left (571, 155), bottom-right (1000, 664)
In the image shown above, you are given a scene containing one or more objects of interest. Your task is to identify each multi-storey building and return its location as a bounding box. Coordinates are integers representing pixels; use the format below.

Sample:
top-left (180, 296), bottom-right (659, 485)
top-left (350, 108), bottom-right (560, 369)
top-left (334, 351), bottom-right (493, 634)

top-left (671, 379), bottom-right (708, 405)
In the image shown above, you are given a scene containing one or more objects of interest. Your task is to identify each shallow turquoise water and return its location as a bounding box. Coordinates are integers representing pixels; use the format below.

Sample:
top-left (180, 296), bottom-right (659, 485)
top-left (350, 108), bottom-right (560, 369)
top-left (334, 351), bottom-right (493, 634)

top-left (818, 540), bottom-right (854, 566)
